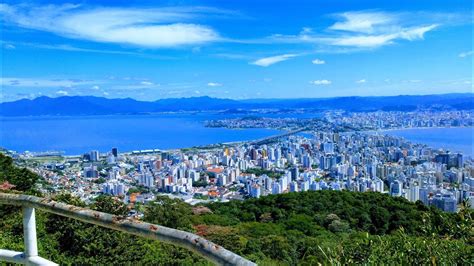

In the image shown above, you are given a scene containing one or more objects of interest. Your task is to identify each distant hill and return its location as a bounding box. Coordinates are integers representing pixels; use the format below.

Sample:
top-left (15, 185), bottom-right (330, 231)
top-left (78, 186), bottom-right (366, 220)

top-left (0, 93), bottom-right (472, 116)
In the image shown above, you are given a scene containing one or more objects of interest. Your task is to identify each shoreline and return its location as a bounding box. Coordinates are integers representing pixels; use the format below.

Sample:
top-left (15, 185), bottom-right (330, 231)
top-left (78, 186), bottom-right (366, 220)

top-left (3, 126), bottom-right (472, 158)
top-left (370, 125), bottom-right (473, 133)
top-left (371, 126), bottom-right (474, 157)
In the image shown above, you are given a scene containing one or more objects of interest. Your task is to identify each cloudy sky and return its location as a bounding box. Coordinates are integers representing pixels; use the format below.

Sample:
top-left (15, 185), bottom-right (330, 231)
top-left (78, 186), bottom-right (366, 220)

top-left (0, 0), bottom-right (472, 102)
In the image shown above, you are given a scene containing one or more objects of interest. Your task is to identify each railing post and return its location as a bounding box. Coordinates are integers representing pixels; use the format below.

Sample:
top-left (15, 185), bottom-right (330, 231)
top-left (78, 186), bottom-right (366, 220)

top-left (0, 193), bottom-right (255, 265)
top-left (23, 207), bottom-right (38, 264)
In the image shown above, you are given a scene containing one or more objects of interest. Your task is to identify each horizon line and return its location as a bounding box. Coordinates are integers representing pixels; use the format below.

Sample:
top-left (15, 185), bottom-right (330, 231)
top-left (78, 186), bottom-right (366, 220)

top-left (2, 92), bottom-right (473, 104)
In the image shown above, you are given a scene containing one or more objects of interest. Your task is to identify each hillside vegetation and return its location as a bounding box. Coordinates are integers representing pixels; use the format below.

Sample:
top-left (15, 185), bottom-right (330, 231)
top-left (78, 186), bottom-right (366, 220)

top-left (0, 153), bottom-right (472, 265)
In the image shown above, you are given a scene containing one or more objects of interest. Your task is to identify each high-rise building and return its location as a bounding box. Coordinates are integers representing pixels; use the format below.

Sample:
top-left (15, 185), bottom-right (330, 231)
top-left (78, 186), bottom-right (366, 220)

top-left (375, 179), bottom-right (384, 193)
top-left (111, 147), bottom-right (118, 157)
top-left (83, 165), bottom-right (98, 178)
top-left (107, 153), bottom-right (116, 164)
top-left (301, 180), bottom-right (310, 191)
top-left (290, 181), bottom-right (299, 192)
top-left (303, 154), bottom-right (312, 169)
top-left (408, 185), bottom-right (420, 202)
top-left (217, 174), bottom-right (227, 186)
top-left (419, 187), bottom-right (430, 205)
top-left (139, 172), bottom-right (154, 188)
top-left (310, 181), bottom-right (319, 191)
top-left (290, 167), bottom-right (299, 180)
top-left (272, 182), bottom-right (282, 194)
top-left (434, 153), bottom-right (450, 165)
top-left (250, 185), bottom-right (261, 198)
top-left (90, 150), bottom-right (100, 162)
top-left (432, 192), bottom-right (457, 213)
top-left (390, 180), bottom-right (402, 197)
top-left (102, 182), bottom-right (125, 196)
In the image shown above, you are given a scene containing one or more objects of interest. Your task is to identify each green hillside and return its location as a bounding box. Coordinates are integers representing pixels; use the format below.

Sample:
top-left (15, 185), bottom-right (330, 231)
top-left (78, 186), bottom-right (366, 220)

top-left (1, 153), bottom-right (472, 265)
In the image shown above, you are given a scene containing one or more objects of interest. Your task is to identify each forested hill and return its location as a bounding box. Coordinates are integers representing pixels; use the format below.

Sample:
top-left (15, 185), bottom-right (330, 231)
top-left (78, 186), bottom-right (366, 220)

top-left (0, 153), bottom-right (473, 264)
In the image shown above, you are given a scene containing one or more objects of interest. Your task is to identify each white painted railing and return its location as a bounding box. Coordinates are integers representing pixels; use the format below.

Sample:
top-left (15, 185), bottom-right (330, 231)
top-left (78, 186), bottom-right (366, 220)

top-left (0, 193), bottom-right (256, 266)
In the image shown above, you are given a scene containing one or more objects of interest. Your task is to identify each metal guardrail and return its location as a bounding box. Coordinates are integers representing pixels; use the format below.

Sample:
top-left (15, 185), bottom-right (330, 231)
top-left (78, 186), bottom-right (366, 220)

top-left (0, 193), bottom-right (256, 266)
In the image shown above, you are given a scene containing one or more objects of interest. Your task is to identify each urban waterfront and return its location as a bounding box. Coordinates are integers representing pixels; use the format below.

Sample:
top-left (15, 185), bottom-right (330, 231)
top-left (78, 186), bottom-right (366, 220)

top-left (381, 127), bottom-right (474, 157)
top-left (1, 0), bottom-right (473, 264)
top-left (2, 110), bottom-right (473, 213)
top-left (2, 112), bottom-right (472, 156)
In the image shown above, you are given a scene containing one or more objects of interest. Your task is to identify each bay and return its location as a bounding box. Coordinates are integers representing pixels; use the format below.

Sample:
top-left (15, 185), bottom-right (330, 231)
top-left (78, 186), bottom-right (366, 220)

top-left (0, 112), bottom-right (316, 155)
top-left (382, 127), bottom-right (474, 157)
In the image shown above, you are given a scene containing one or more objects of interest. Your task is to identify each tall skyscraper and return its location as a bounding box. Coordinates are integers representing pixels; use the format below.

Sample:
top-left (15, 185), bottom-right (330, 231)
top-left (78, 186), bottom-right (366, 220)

top-left (90, 150), bottom-right (100, 162)
top-left (112, 147), bottom-right (118, 157)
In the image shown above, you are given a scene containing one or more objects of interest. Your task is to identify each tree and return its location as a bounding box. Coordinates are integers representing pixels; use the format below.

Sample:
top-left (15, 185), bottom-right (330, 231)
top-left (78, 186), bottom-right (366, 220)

top-left (92, 195), bottom-right (128, 216)
top-left (144, 196), bottom-right (194, 231)
top-left (328, 219), bottom-right (350, 233)
top-left (0, 153), bottom-right (39, 192)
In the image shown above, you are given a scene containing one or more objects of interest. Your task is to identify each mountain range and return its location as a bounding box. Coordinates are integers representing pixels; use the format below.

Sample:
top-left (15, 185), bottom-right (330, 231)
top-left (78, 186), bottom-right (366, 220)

top-left (1, 93), bottom-right (473, 116)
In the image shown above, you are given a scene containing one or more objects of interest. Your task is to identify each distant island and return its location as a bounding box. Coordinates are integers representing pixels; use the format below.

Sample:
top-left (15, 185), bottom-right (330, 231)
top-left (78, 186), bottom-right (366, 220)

top-left (1, 93), bottom-right (473, 116)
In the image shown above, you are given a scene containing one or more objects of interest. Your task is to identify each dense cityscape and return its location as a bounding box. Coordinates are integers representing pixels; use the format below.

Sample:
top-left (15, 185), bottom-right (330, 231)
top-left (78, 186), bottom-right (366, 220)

top-left (205, 110), bottom-right (473, 130)
top-left (7, 110), bottom-right (473, 217)
top-left (1, 0), bottom-right (472, 264)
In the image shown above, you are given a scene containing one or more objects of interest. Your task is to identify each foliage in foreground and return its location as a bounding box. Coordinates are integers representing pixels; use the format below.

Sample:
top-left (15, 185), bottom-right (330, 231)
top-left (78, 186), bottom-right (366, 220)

top-left (0, 153), bottom-right (473, 265)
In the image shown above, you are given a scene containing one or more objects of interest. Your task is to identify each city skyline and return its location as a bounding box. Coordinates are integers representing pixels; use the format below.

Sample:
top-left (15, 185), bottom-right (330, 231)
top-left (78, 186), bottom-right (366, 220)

top-left (0, 1), bottom-right (472, 264)
top-left (1, 0), bottom-right (473, 102)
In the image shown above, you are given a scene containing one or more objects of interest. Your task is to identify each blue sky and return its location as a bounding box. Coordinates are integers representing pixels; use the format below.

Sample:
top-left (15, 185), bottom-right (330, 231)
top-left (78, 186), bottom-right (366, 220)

top-left (0, 0), bottom-right (472, 102)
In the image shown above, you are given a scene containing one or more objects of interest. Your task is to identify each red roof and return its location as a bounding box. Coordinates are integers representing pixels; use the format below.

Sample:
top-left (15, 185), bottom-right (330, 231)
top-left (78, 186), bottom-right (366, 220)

top-left (0, 181), bottom-right (15, 191)
top-left (207, 168), bottom-right (224, 174)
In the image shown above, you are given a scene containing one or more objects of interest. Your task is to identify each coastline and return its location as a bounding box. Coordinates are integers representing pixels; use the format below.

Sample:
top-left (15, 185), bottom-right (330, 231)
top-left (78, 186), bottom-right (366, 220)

top-left (3, 126), bottom-right (472, 158)
top-left (372, 126), bottom-right (473, 157)
top-left (371, 125), bottom-right (473, 133)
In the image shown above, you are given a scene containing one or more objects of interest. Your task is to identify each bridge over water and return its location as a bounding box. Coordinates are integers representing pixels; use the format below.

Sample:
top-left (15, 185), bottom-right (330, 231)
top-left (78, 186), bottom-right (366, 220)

top-left (249, 128), bottom-right (308, 145)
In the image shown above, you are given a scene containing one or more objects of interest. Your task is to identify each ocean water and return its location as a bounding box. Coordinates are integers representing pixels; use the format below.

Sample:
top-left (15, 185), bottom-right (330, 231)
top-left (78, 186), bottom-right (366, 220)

top-left (0, 112), bottom-right (318, 155)
top-left (3, 113), bottom-right (471, 157)
top-left (381, 127), bottom-right (474, 157)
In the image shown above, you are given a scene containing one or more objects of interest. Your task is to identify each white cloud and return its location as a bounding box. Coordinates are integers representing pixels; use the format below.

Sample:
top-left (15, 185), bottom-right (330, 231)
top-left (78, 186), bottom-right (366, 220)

top-left (356, 79), bottom-right (366, 83)
top-left (9, 42), bottom-right (174, 59)
top-left (459, 51), bottom-right (473, 58)
top-left (92, 85), bottom-right (100, 90)
top-left (194, 90), bottom-right (201, 94)
top-left (114, 81), bottom-right (161, 90)
top-left (310, 79), bottom-right (331, 85)
top-left (251, 54), bottom-right (298, 67)
top-left (268, 11), bottom-right (440, 49)
top-left (0, 77), bottom-right (98, 87)
top-left (56, 90), bottom-right (69, 95)
top-left (402, 79), bottom-right (422, 83)
top-left (207, 82), bottom-right (222, 87)
top-left (312, 59), bottom-right (325, 64)
top-left (0, 4), bottom-right (221, 48)
top-left (327, 11), bottom-right (438, 47)
top-left (326, 24), bottom-right (437, 48)
top-left (329, 11), bottom-right (395, 34)
top-left (213, 53), bottom-right (252, 60)
top-left (140, 81), bottom-right (154, 86)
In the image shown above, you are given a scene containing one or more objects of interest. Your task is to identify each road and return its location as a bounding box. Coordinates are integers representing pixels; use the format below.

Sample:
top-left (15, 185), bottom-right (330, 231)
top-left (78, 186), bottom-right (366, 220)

top-left (249, 128), bottom-right (308, 145)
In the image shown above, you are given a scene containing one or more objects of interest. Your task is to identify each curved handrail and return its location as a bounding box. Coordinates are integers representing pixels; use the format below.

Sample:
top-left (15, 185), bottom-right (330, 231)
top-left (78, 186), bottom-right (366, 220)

top-left (0, 193), bottom-right (256, 266)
